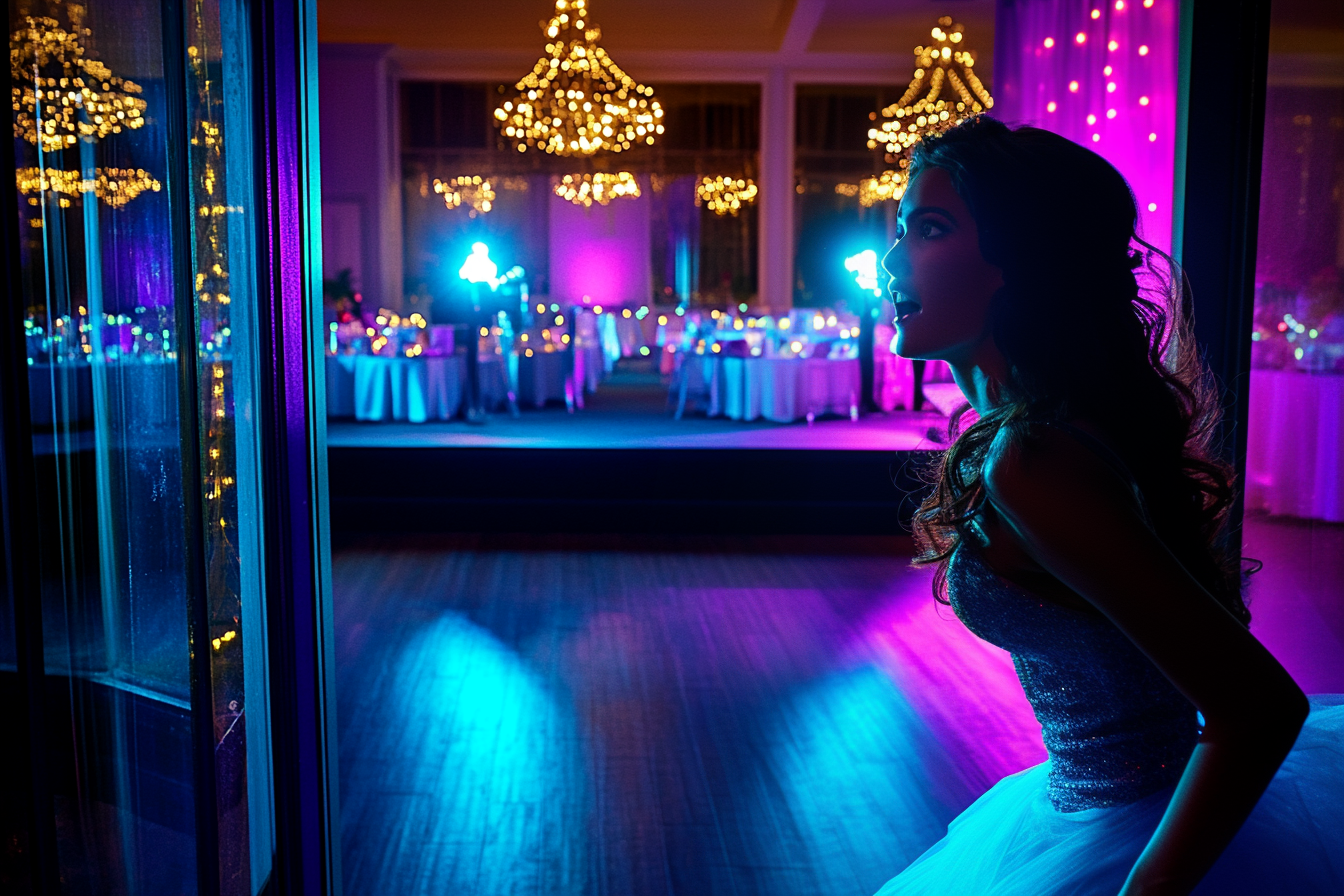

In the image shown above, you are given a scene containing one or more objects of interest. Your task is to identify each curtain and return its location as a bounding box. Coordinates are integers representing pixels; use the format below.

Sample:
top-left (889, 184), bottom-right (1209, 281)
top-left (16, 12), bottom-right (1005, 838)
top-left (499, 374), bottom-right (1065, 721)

top-left (994, 0), bottom-right (1179, 253)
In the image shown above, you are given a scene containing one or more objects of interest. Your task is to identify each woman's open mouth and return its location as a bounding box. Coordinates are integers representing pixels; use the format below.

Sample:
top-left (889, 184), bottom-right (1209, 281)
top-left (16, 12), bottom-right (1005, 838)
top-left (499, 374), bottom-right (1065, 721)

top-left (894, 299), bottom-right (922, 324)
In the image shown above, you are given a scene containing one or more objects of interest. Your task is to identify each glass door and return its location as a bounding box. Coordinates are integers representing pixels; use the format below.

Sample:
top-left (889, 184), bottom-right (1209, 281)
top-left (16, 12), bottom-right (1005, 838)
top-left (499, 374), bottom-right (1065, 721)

top-left (6, 0), bottom-right (272, 892)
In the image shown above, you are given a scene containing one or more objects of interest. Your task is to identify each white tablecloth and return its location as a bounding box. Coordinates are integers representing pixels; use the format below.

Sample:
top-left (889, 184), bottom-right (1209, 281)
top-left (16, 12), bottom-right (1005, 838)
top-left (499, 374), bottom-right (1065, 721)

top-left (514, 349), bottom-right (570, 408)
top-left (326, 355), bottom-right (356, 418)
top-left (698, 355), bottom-right (861, 423)
top-left (1246, 369), bottom-right (1344, 522)
top-left (613, 314), bottom-right (648, 357)
top-left (327, 354), bottom-right (465, 422)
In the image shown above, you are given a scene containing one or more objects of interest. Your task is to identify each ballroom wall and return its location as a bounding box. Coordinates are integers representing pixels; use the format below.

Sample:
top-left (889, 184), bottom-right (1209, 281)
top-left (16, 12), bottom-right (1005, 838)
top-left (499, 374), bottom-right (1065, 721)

top-left (318, 43), bottom-right (402, 308)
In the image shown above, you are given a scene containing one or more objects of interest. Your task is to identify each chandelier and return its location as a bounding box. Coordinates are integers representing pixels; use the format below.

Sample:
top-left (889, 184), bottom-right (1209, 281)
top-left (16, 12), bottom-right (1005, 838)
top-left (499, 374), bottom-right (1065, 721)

top-left (16, 166), bottom-right (161, 209)
top-left (10, 13), bottom-right (148, 152)
top-left (554, 171), bottom-right (640, 207)
top-left (868, 16), bottom-right (994, 155)
top-left (11, 7), bottom-right (156, 208)
top-left (695, 176), bottom-right (757, 216)
top-left (859, 168), bottom-right (907, 207)
top-left (434, 176), bottom-right (496, 214)
top-left (494, 0), bottom-right (664, 156)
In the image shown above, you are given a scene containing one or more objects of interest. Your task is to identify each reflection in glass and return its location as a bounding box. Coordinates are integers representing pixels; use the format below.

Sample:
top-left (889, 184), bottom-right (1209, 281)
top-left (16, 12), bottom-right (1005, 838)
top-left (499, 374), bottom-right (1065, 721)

top-left (1244, 47), bottom-right (1344, 525)
top-left (185, 0), bottom-right (272, 892)
top-left (10, 0), bottom-right (270, 891)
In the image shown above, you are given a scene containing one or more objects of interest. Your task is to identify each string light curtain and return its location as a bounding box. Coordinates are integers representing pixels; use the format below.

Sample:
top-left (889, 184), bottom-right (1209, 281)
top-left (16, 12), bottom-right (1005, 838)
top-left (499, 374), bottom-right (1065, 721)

top-left (993, 0), bottom-right (1178, 251)
top-left (494, 0), bottom-right (664, 156)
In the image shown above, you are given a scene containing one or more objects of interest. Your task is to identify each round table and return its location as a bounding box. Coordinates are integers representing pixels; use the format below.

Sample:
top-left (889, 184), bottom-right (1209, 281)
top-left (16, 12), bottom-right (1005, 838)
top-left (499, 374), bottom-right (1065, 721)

top-left (689, 354), bottom-right (861, 423)
top-left (327, 354), bottom-right (465, 423)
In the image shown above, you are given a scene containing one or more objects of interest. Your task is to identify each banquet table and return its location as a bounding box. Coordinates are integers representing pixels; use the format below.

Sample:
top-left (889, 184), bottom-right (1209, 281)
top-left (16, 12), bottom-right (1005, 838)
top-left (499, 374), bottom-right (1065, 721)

top-left (327, 353), bottom-right (465, 423)
top-left (512, 348), bottom-right (570, 408)
top-left (613, 314), bottom-right (649, 357)
top-left (685, 354), bottom-right (861, 423)
top-left (1245, 368), bottom-right (1344, 522)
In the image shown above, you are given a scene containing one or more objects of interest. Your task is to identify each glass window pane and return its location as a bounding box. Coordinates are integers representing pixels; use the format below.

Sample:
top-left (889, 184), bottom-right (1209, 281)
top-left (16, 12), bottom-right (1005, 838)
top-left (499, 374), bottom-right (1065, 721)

top-left (15, 0), bottom-right (196, 889)
top-left (1243, 7), bottom-right (1344, 695)
top-left (185, 0), bottom-right (274, 892)
top-left (10, 0), bottom-right (271, 891)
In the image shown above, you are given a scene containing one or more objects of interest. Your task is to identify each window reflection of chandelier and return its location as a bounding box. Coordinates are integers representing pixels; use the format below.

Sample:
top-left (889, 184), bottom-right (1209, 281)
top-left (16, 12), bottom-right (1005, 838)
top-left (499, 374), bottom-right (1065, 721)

top-left (553, 171), bottom-right (640, 207)
top-left (434, 176), bottom-right (495, 215)
top-left (695, 176), bottom-right (758, 216)
top-left (16, 166), bottom-right (161, 209)
top-left (868, 16), bottom-right (994, 155)
top-left (10, 6), bottom-right (158, 208)
top-left (494, 0), bottom-right (664, 156)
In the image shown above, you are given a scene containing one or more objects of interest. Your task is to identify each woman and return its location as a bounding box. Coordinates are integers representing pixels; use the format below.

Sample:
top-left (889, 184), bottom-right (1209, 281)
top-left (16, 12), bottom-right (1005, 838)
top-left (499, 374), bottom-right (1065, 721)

top-left (876, 117), bottom-right (1342, 896)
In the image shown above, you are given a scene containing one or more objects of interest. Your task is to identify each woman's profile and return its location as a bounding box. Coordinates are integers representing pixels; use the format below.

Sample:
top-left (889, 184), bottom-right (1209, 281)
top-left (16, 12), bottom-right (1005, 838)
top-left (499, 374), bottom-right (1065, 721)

top-left (875, 116), bottom-right (1343, 895)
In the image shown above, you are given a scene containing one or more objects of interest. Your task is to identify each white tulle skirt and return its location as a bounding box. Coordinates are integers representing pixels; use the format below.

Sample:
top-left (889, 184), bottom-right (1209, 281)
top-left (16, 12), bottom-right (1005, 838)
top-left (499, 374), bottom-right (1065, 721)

top-left (876, 697), bottom-right (1344, 896)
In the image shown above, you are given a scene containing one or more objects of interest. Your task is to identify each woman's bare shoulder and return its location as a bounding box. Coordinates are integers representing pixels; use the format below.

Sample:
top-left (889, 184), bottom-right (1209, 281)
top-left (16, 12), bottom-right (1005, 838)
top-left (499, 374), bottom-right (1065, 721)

top-left (983, 418), bottom-right (1136, 520)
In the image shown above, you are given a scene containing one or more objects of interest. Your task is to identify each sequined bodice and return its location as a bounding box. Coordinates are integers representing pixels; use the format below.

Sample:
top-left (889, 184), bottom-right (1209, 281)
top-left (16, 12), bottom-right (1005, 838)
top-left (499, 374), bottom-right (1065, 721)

top-left (948, 533), bottom-right (1197, 812)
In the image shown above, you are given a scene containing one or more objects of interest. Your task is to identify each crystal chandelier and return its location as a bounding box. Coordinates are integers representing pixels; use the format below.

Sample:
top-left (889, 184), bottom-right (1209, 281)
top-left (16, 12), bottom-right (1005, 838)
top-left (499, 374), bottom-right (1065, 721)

top-left (494, 0), bottom-right (664, 156)
top-left (695, 176), bottom-right (758, 216)
top-left (554, 171), bottom-right (640, 207)
top-left (11, 12), bottom-right (148, 152)
top-left (858, 169), bottom-right (907, 207)
top-left (11, 7), bottom-right (157, 208)
top-left (434, 176), bottom-right (495, 214)
top-left (868, 16), bottom-right (994, 155)
top-left (16, 166), bottom-right (161, 209)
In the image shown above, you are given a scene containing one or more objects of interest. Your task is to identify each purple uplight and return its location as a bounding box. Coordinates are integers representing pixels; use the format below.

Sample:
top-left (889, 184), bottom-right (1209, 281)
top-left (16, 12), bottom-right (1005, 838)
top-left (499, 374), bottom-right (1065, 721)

top-left (853, 571), bottom-right (1046, 792)
top-left (995, 0), bottom-right (1178, 252)
top-left (548, 180), bottom-right (653, 307)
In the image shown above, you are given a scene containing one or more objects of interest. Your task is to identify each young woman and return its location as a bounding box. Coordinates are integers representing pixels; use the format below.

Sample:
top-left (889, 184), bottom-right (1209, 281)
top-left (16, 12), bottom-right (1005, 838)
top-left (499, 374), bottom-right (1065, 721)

top-left (876, 117), bottom-right (1342, 896)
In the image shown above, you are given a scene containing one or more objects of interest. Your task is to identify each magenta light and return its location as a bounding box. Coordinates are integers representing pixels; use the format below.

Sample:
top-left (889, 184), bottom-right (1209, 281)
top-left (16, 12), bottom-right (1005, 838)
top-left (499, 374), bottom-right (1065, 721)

top-left (995, 0), bottom-right (1178, 252)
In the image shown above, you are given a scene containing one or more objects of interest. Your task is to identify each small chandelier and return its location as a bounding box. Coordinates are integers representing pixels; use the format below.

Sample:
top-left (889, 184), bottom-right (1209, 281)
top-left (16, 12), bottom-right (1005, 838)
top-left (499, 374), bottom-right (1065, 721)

top-left (10, 12), bottom-right (148, 152)
top-left (554, 171), bottom-right (640, 207)
top-left (494, 0), bottom-right (664, 156)
top-left (695, 176), bottom-right (757, 216)
top-left (11, 8), bottom-right (157, 209)
top-left (868, 16), bottom-right (994, 155)
top-left (859, 168), bottom-right (907, 207)
top-left (434, 176), bottom-right (495, 214)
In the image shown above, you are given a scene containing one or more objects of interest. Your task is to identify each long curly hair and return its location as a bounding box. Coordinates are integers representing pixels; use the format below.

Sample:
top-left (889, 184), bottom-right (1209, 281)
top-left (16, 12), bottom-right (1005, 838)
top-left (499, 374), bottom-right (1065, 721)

top-left (907, 117), bottom-right (1249, 625)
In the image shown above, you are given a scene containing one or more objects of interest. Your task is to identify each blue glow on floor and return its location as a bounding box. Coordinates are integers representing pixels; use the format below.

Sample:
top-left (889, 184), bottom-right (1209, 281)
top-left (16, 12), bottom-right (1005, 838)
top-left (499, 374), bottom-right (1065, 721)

top-left (339, 612), bottom-right (591, 894)
top-left (764, 665), bottom-right (966, 894)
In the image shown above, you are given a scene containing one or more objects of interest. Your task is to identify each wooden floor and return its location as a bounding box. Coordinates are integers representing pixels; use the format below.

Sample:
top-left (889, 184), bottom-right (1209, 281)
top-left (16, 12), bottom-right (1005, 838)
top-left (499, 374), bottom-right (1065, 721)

top-left (333, 516), bottom-right (1344, 896)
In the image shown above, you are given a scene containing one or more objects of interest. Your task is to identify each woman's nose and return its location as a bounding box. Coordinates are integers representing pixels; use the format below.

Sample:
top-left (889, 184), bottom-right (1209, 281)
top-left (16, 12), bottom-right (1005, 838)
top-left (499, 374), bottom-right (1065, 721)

top-left (881, 241), bottom-right (903, 281)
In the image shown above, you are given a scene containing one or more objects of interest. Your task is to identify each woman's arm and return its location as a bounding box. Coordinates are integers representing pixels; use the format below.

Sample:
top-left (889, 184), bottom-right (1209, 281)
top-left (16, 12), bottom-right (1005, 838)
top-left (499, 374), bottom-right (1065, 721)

top-left (982, 426), bottom-right (1309, 896)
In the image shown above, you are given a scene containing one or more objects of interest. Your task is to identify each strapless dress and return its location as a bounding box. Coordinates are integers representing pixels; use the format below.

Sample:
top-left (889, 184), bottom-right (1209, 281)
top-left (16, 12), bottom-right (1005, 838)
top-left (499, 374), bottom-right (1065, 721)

top-left (875, 535), bottom-right (1344, 895)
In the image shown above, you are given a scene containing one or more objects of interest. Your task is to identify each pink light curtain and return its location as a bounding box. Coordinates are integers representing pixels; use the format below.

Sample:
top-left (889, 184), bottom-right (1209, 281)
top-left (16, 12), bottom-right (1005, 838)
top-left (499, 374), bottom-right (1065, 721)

top-left (993, 0), bottom-right (1179, 253)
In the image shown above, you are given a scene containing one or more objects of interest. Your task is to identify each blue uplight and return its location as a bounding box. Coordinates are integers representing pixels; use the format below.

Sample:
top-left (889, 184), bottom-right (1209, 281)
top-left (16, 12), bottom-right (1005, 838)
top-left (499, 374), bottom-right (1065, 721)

top-left (459, 241), bottom-right (499, 286)
top-left (844, 249), bottom-right (884, 297)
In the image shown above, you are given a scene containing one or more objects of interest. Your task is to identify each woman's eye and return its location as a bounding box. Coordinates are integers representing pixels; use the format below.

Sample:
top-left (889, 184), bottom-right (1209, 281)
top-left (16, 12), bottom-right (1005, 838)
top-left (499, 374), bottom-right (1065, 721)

top-left (918, 220), bottom-right (944, 238)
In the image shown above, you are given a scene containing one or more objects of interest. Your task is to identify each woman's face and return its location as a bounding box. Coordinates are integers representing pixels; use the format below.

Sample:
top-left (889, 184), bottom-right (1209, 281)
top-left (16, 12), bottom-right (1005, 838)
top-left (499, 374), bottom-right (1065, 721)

top-left (882, 167), bottom-right (1004, 362)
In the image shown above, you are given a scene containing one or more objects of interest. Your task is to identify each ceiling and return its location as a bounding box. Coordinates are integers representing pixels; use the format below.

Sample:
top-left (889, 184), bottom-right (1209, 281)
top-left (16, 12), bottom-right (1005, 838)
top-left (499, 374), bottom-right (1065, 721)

top-left (316, 0), bottom-right (1341, 80)
top-left (317, 0), bottom-right (997, 57)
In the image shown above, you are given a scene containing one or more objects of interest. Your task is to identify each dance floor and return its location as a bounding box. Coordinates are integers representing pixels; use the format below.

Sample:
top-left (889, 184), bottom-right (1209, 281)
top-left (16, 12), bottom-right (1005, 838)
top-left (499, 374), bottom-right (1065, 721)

top-left (333, 514), bottom-right (1344, 896)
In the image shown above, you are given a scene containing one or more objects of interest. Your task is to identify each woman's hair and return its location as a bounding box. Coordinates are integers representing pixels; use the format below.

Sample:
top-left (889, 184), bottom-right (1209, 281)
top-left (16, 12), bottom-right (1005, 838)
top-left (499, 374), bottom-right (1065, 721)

top-left (907, 116), bottom-right (1249, 625)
